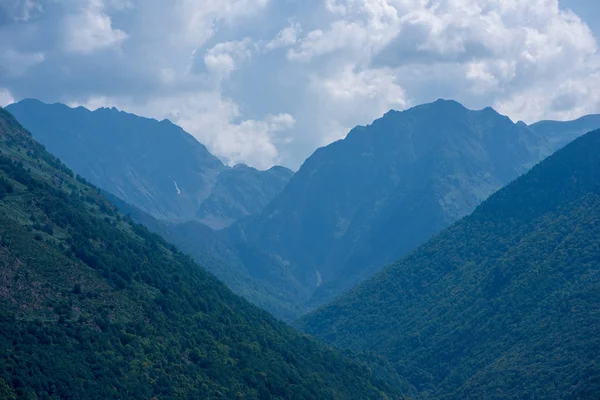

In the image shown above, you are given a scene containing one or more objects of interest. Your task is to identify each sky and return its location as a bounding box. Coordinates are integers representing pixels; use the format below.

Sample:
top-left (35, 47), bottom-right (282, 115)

top-left (0, 0), bottom-right (599, 170)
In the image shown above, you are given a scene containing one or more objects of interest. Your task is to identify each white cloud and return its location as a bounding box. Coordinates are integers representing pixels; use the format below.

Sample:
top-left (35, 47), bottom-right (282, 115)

top-left (0, 89), bottom-right (15, 107)
top-left (288, 21), bottom-right (362, 62)
top-left (204, 39), bottom-right (254, 81)
top-left (2, 0), bottom-right (600, 168)
top-left (466, 60), bottom-right (518, 94)
top-left (71, 92), bottom-right (294, 170)
top-left (0, 0), bottom-right (44, 21)
top-left (105, 0), bottom-right (135, 11)
top-left (309, 64), bottom-right (408, 145)
top-left (495, 71), bottom-right (600, 123)
top-left (319, 64), bottom-right (405, 103)
top-left (0, 49), bottom-right (45, 77)
top-left (175, 0), bottom-right (270, 48)
top-left (68, 95), bottom-right (115, 111)
top-left (325, 0), bottom-right (348, 15)
top-left (266, 22), bottom-right (302, 51)
top-left (17, 0), bottom-right (43, 21)
top-left (64, 0), bottom-right (128, 54)
top-left (288, 0), bottom-right (399, 63)
top-left (159, 95), bottom-right (295, 169)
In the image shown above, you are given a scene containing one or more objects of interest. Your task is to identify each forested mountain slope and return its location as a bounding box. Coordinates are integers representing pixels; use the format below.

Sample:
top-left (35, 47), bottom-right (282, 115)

top-left (104, 193), bottom-right (307, 321)
top-left (228, 100), bottom-right (600, 312)
top-left (298, 128), bottom-right (600, 399)
top-left (6, 99), bottom-right (292, 229)
top-left (0, 107), bottom-right (404, 399)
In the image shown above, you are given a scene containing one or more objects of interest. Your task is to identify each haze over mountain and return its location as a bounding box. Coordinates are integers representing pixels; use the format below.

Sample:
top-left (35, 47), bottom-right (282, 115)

top-left (227, 99), bottom-right (600, 312)
top-left (0, 107), bottom-right (408, 399)
top-left (298, 128), bottom-right (600, 399)
top-left (6, 99), bottom-right (293, 230)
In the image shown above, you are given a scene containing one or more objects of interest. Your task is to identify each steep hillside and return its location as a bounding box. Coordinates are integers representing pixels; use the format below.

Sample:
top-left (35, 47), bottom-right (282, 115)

top-left (298, 129), bottom-right (600, 399)
top-left (6, 99), bottom-right (292, 229)
top-left (0, 107), bottom-right (405, 399)
top-left (230, 100), bottom-right (600, 310)
top-left (105, 193), bottom-right (307, 321)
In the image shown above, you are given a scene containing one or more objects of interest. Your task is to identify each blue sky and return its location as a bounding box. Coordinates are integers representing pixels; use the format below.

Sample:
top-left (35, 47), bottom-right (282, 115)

top-left (562, 0), bottom-right (600, 36)
top-left (1, 0), bottom-right (599, 169)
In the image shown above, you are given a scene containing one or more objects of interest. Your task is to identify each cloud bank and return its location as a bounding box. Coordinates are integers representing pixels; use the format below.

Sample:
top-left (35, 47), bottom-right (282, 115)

top-left (0, 0), bottom-right (599, 169)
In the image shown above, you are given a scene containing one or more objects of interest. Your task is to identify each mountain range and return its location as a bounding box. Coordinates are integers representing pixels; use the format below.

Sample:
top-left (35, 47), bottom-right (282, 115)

top-left (227, 99), bottom-right (600, 312)
top-left (6, 99), bottom-right (293, 230)
top-left (7, 99), bottom-right (600, 321)
top-left (0, 107), bottom-right (408, 399)
top-left (298, 128), bottom-right (600, 398)
top-left (3, 95), bottom-right (600, 399)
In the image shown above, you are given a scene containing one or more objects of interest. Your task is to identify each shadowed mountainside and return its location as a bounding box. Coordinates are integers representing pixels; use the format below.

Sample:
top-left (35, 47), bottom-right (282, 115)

top-left (226, 100), bottom-right (600, 314)
top-left (6, 99), bottom-right (293, 230)
top-left (298, 128), bottom-right (600, 399)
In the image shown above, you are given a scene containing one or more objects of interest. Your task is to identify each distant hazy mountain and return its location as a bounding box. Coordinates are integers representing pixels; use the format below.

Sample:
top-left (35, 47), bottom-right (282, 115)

top-left (228, 100), bottom-right (600, 313)
top-left (0, 107), bottom-right (406, 400)
top-left (6, 99), bottom-right (292, 229)
top-left (529, 113), bottom-right (600, 152)
top-left (298, 128), bottom-right (600, 399)
top-left (196, 163), bottom-right (294, 229)
top-left (10, 98), bottom-right (600, 322)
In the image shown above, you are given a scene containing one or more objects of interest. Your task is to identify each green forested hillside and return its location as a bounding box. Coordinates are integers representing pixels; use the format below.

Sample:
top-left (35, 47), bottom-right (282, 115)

top-left (298, 129), bottom-right (600, 399)
top-left (0, 108), bottom-right (404, 399)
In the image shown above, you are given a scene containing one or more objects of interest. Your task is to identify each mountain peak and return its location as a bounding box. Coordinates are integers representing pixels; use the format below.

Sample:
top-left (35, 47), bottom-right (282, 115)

top-left (268, 165), bottom-right (294, 174)
top-left (430, 98), bottom-right (467, 108)
top-left (232, 163), bottom-right (251, 170)
top-left (237, 98), bottom-right (600, 318)
top-left (391, 98), bottom-right (469, 119)
top-left (14, 98), bottom-right (44, 106)
top-left (6, 99), bottom-right (295, 231)
top-left (6, 99), bottom-right (225, 223)
top-left (434, 97), bottom-right (461, 104)
top-left (97, 106), bottom-right (120, 113)
top-left (381, 99), bottom-right (468, 119)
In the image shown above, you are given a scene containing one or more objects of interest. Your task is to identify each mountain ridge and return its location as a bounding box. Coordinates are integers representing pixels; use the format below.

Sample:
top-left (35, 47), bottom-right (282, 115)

top-left (297, 127), bottom-right (600, 398)
top-left (225, 99), bottom-right (600, 314)
top-left (9, 98), bottom-right (600, 321)
top-left (6, 99), bottom-right (293, 229)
